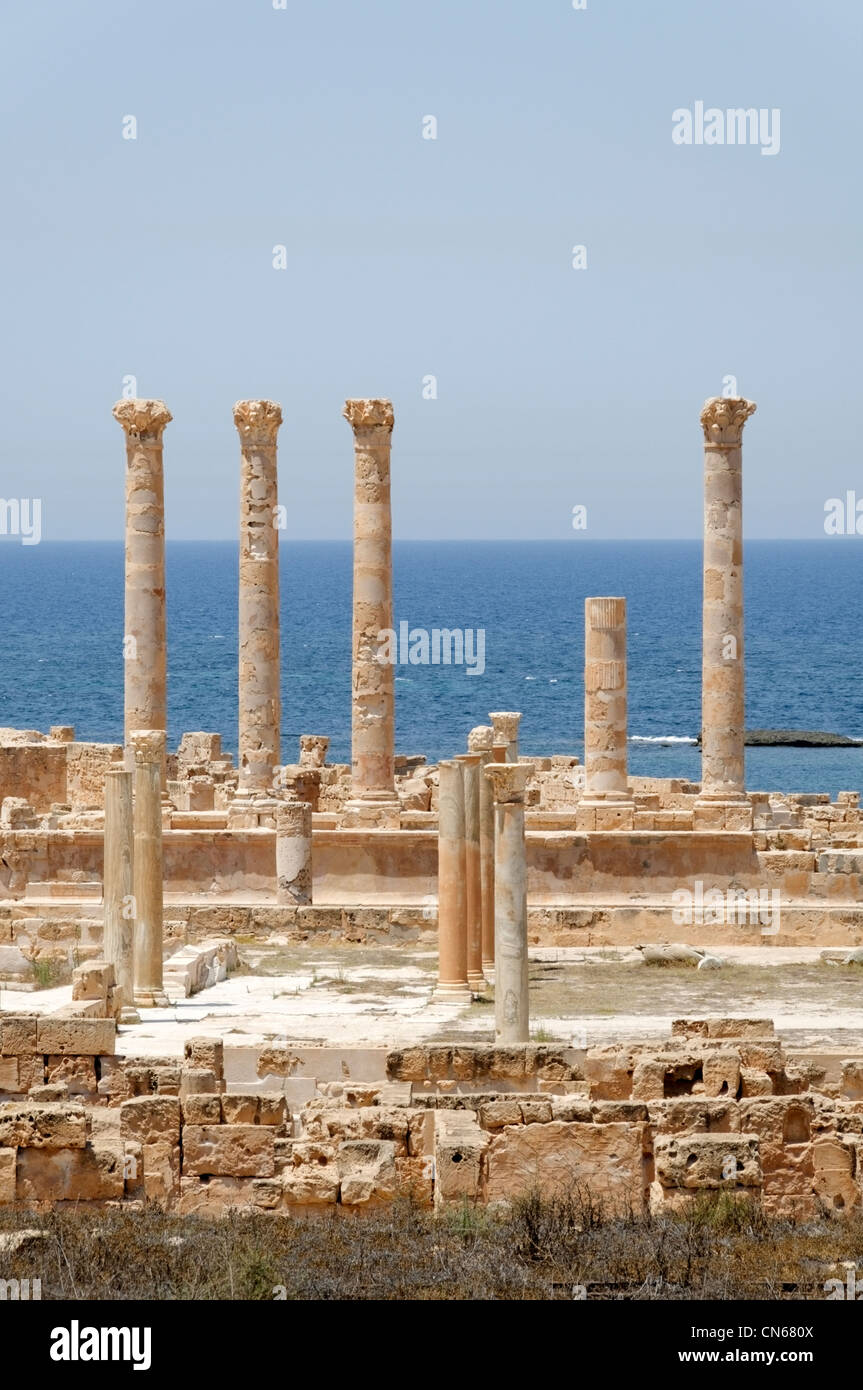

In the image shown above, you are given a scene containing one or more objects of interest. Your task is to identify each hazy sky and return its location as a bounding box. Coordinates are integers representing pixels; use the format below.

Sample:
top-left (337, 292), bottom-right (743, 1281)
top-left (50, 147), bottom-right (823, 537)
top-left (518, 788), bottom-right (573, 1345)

top-left (1, 0), bottom-right (860, 540)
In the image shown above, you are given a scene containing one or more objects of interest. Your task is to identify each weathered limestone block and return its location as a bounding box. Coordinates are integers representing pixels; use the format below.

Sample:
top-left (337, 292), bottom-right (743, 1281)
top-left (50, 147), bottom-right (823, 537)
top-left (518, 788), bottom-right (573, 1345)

top-left (479, 1099), bottom-right (523, 1131)
top-left (282, 1161), bottom-right (339, 1206)
top-left (813, 1136), bottom-right (858, 1213)
top-left (259, 1093), bottom-right (288, 1127)
top-left (44, 1056), bottom-right (98, 1097)
top-left (36, 1017), bottom-right (115, 1056)
top-left (485, 1120), bottom-right (645, 1213)
top-left (179, 1069), bottom-right (218, 1098)
top-left (551, 1096), bottom-right (593, 1123)
top-left (120, 1096), bottom-right (182, 1145)
top-left (0, 1147), bottom-right (15, 1202)
top-left (520, 1100), bottom-right (553, 1124)
top-left (740, 1068), bottom-right (774, 1097)
top-left (631, 1061), bottom-right (665, 1101)
top-left (0, 1015), bottom-right (38, 1055)
top-left (434, 1111), bottom-right (489, 1209)
top-left (654, 1132), bottom-right (761, 1189)
top-left (703, 1050), bottom-right (741, 1098)
top-left (182, 1094), bottom-right (221, 1126)
top-left (221, 1093), bottom-right (260, 1125)
top-left (584, 1046), bottom-right (633, 1100)
top-left (337, 1138), bottom-right (397, 1206)
top-left (0, 1056), bottom-right (19, 1092)
top-left (0, 1101), bottom-right (87, 1149)
top-left (182, 1125), bottom-right (275, 1177)
top-left (16, 1140), bottom-right (124, 1202)
top-left (142, 1141), bottom-right (181, 1203)
top-left (184, 1036), bottom-right (224, 1079)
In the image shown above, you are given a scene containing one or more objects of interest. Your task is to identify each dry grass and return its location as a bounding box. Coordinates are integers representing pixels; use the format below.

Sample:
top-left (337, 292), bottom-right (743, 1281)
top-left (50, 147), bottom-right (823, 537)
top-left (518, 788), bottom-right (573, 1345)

top-left (1, 1194), bottom-right (861, 1300)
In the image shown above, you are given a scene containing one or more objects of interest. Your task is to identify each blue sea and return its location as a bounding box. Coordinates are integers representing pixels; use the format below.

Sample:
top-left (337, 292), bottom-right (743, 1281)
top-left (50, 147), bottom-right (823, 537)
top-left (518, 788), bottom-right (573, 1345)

top-left (0, 540), bottom-right (860, 797)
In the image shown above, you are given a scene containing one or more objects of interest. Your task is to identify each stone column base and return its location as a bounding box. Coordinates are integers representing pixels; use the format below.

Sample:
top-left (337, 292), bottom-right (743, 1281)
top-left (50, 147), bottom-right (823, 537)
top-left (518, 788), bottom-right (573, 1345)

top-left (467, 969), bottom-right (487, 991)
top-left (431, 982), bottom-right (473, 1002)
top-left (134, 989), bottom-right (170, 1009)
top-left (118, 1006), bottom-right (142, 1025)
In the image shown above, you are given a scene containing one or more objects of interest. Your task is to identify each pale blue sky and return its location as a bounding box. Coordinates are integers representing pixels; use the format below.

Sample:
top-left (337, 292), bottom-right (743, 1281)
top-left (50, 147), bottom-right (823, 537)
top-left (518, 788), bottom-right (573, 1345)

top-left (1, 0), bottom-right (859, 540)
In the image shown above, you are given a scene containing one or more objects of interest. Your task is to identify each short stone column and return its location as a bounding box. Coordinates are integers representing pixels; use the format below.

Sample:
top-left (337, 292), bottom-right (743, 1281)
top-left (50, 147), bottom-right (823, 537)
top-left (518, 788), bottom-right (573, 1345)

top-left (433, 760), bottom-right (470, 1000)
top-left (699, 396), bottom-right (757, 804)
top-left (130, 729), bottom-right (168, 1007)
top-left (103, 766), bottom-right (138, 1021)
top-left (343, 399), bottom-right (398, 823)
top-left (276, 798), bottom-right (312, 905)
top-left (468, 725), bottom-right (495, 975)
top-left (489, 712), bottom-right (522, 763)
top-left (455, 753), bottom-right (484, 990)
top-left (113, 400), bottom-right (171, 775)
top-left (583, 597), bottom-right (632, 804)
top-left (234, 400), bottom-right (283, 792)
top-left (485, 763), bottom-right (530, 1044)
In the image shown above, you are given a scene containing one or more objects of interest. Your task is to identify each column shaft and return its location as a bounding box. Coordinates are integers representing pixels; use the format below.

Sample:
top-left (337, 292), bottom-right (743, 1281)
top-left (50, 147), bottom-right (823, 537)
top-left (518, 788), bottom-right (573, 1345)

top-left (113, 400), bottom-right (170, 765)
top-left (344, 399), bottom-right (397, 809)
top-left (456, 754), bottom-right (484, 989)
top-left (103, 767), bottom-right (134, 1013)
top-left (234, 400), bottom-right (283, 791)
top-left (131, 729), bottom-right (167, 1007)
top-left (486, 763), bottom-right (530, 1044)
top-left (468, 726), bottom-right (495, 973)
top-left (434, 760), bottom-right (470, 999)
top-left (276, 799), bottom-right (313, 905)
top-left (699, 397), bottom-right (756, 800)
top-left (583, 597), bottom-right (631, 802)
top-left (489, 712), bottom-right (521, 763)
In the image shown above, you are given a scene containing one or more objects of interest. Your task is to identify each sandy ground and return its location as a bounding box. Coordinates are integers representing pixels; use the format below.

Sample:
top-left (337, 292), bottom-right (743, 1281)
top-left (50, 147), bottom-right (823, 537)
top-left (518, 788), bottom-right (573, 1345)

top-left (7, 944), bottom-right (863, 1057)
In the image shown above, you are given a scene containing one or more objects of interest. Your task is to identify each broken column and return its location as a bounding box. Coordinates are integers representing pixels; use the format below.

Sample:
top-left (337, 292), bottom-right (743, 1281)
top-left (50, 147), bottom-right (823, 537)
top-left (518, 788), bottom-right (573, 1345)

top-left (698, 396), bottom-right (757, 808)
top-left (485, 762), bottom-right (530, 1044)
top-left (130, 729), bottom-right (168, 1007)
top-left (234, 399), bottom-right (283, 793)
top-left (455, 752), bottom-right (484, 990)
top-left (433, 759), bottom-right (470, 1000)
top-left (103, 766), bottom-right (137, 1021)
top-left (113, 399), bottom-right (171, 771)
top-left (489, 712), bottom-right (521, 763)
top-left (582, 597), bottom-right (633, 818)
top-left (341, 399), bottom-right (398, 825)
top-left (276, 798), bottom-right (313, 905)
top-left (468, 725), bottom-right (496, 976)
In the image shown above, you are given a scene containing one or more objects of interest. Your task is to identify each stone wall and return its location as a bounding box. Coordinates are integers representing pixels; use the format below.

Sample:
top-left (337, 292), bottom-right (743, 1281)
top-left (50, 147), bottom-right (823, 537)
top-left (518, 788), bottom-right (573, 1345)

top-left (1, 1013), bottom-right (862, 1218)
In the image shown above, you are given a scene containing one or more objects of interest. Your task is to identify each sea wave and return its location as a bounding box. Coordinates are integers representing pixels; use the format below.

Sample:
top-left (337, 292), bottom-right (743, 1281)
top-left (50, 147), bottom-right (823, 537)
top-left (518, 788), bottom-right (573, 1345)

top-left (629, 734), bottom-right (698, 745)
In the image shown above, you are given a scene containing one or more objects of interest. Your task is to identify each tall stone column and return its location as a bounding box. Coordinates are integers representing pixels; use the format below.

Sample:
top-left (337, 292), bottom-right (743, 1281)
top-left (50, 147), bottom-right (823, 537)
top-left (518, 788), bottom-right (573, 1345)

top-left (234, 400), bottom-right (283, 793)
top-left (699, 397), bottom-right (756, 802)
top-left (433, 760), bottom-right (470, 1000)
top-left (485, 763), bottom-right (530, 1044)
top-left (468, 725), bottom-right (495, 975)
top-left (276, 798), bottom-right (312, 905)
top-left (455, 753), bottom-right (484, 990)
top-left (489, 712), bottom-right (521, 763)
top-left (343, 399), bottom-right (398, 824)
top-left (103, 766), bottom-right (137, 1021)
top-left (583, 597), bottom-right (632, 803)
top-left (113, 400), bottom-right (170, 776)
top-left (130, 729), bottom-right (168, 1007)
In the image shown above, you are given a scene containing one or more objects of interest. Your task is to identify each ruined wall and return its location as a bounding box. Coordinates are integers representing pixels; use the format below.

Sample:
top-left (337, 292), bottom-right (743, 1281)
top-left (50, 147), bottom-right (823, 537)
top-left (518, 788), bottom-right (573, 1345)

top-left (1, 1014), bottom-right (861, 1218)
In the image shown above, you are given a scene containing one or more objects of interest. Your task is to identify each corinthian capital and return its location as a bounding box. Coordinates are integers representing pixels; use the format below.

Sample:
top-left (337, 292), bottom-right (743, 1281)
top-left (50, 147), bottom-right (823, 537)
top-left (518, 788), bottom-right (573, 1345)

top-left (233, 399), bottom-right (283, 447)
top-left (700, 397), bottom-right (757, 446)
top-left (343, 398), bottom-right (394, 433)
top-left (128, 729), bottom-right (166, 766)
top-left (112, 399), bottom-right (172, 442)
top-left (484, 762), bottom-right (530, 803)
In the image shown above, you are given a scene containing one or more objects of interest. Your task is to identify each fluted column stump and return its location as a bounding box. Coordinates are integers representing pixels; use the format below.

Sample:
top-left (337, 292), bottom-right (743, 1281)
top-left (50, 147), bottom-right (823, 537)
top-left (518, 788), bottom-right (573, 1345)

top-left (113, 400), bottom-right (170, 785)
top-left (455, 753), bottom-right (484, 990)
top-left (697, 397), bottom-right (756, 827)
top-left (276, 798), bottom-right (313, 905)
top-left (433, 760), bottom-right (471, 1000)
top-left (343, 399), bottom-right (400, 828)
top-left (468, 725), bottom-right (496, 977)
top-left (485, 762), bottom-right (530, 1044)
top-left (234, 400), bottom-right (283, 794)
top-left (103, 766), bottom-right (139, 1022)
top-left (489, 712), bottom-right (522, 763)
top-left (580, 597), bottom-right (634, 829)
top-left (130, 730), bottom-right (168, 1007)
